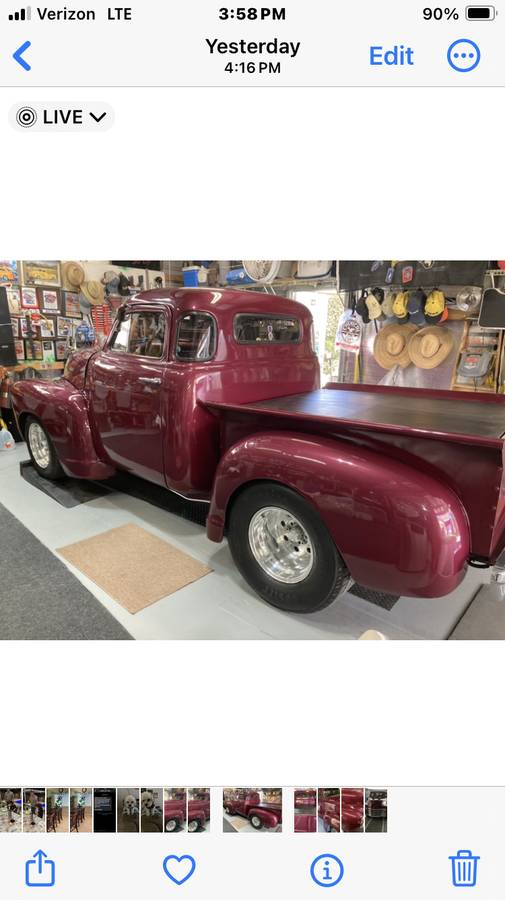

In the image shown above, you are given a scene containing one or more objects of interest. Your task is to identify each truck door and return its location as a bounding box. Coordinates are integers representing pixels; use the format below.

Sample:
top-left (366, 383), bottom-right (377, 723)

top-left (87, 307), bottom-right (170, 486)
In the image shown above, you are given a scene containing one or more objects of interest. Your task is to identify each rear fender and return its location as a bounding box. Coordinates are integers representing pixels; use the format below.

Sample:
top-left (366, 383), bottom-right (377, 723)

top-left (11, 378), bottom-right (114, 479)
top-left (251, 808), bottom-right (278, 828)
top-left (207, 430), bottom-right (470, 599)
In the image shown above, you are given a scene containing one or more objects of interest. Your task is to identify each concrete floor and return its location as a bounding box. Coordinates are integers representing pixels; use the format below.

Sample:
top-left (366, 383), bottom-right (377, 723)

top-left (0, 444), bottom-right (491, 640)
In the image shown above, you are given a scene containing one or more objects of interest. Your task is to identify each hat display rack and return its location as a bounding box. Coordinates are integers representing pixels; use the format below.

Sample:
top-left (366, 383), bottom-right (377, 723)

top-left (338, 262), bottom-right (505, 393)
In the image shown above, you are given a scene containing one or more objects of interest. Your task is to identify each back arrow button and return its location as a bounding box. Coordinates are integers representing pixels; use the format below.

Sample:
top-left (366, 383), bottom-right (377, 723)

top-left (13, 41), bottom-right (32, 71)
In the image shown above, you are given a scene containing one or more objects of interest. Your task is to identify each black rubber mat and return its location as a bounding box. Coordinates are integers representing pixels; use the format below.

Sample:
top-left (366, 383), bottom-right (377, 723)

top-left (106, 471), bottom-right (209, 526)
top-left (20, 461), bottom-right (111, 508)
top-left (349, 583), bottom-right (399, 611)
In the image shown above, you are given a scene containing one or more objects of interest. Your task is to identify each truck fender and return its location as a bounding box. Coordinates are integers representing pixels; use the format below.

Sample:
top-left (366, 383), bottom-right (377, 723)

top-left (207, 430), bottom-right (470, 599)
top-left (11, 378), bottom-right (114, 480)
top-left (250, 807), bottom-right (279, 828)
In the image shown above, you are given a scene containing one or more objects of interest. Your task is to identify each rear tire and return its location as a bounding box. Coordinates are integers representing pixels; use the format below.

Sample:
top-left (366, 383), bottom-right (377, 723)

top-left (25, 415), bottom-right (65, 480)
top-left (228, 483), bottom-right (352, 613)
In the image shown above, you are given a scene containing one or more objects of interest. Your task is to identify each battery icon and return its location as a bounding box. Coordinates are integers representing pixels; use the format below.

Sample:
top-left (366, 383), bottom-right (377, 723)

top-left (466, 5), bottom-right (496, 18)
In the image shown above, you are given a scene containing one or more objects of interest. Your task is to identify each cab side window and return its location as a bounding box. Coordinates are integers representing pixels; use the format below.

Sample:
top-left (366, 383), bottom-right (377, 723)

top-left (109, 312), bottom-right (166, 358)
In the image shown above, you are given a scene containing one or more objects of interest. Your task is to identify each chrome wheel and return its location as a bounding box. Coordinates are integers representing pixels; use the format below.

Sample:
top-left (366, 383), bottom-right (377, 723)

top-left (28, 422), bottom-right (51, 469)
top-left (248, 506), bottom-right (314, 584)
top-left (250, 816), bottom-right (262, 829)
top-left (165, 819), bottom-right (176, 832)
top-left (187, 820), bottom-right (199, 833)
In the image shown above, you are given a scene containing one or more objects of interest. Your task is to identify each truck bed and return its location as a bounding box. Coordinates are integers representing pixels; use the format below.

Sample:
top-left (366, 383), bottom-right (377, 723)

top-left (207, 386), bottom-right (505, 445)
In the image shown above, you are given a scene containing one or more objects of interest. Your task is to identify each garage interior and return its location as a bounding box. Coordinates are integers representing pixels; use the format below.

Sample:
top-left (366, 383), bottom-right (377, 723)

top-left (1, 259), bottom-right (505, 641)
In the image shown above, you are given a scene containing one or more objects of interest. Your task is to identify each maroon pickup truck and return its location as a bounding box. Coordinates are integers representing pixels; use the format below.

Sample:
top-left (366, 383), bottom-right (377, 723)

top-left (188, 795), bottom-right (210, 833)
top-left (11, 288), bottom-right (505, 614)
top-left (223, 790), bottom-right (282, 831)
top-left (164, 796), bottom-right (186, 832)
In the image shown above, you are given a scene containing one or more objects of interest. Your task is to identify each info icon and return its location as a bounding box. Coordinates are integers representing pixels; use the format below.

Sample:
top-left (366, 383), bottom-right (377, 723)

top-left (310, 853), bottom-right (345, 888)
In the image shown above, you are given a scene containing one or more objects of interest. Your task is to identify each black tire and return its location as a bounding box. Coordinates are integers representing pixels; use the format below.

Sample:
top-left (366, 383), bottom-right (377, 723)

top-left (227, 483), bottom-right (352, 614)
top-left (25, 415), bottom-right (65, 480)
top-left (249, 814), bottom-right (263, 830)
top-left (165, 818), bottom-right (178, 832)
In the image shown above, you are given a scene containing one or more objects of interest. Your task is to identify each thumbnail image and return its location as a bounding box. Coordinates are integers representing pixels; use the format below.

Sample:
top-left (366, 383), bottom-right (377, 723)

top-left (93, 788), bottom-right (116, 833)
top-left (341, 788), bottom-right (364, 833)
top-left (46, 789), bottom-right (69, 833)
top-left (294, 788), bottom-right (317, 833)
top-left (223, 788), bottom-right (282, 833)
top-left (164, 788), bottom-right (187, 833)
top-left (365, 789), bottom-right (388, 832)
top-left (187, 788), bottom-right (210, 833)
top-left (0, 788), bottom-right (22, 833)
top-left (70, 789), bottom-right (93, 833)
top-left (318, 788), bottom-right (341, 832)
top-left (117, 788), bottom-right (140, 833)
top-left (23, 789), bottom-right (46, 833)
top-left (140, 788), bottom-right (164, 833)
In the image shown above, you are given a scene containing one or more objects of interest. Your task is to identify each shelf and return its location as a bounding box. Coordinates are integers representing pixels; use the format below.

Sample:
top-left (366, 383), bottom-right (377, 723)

top-left (10, 362), bottom-right (65, 372)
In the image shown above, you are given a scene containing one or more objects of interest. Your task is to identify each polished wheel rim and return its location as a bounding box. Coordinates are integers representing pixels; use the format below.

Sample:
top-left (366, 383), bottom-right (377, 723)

top-left (251, 816), bottom-right (261, 828)
top-left (248, 506), bottom-right (314, 584)
top-left (166, 820), bottom-right (176, 832)
top-left (28, 422), bottom-right (50, 469)
top-left (188, 821), bottom-right (198, 832)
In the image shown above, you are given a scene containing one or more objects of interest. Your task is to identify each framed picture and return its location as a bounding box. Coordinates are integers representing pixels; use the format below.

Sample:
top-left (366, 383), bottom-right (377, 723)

top-left (21, 288), bottom-right (38, 309)
top-left (42, 340), bottom-right (56, 363)
top-left (6, 287), bottom-right (21, 314)
top-left (40, 318), bottom-right (55, 338)
top-left (64, 292), bottom-right (82, 317)
top-left (0, 260), bottom-right (18, 284)
top-left (57, 316), bottom-right (73, 337)
top-left (14, 339), bottom-right (24, 360)
top-left (25, 339), bottom-right (43, 361)
top-left (21, 260), bottom-right (61, 287)
top-left (10, 318), bottom-right (20, 338)
top-left (19, 317), bottom-right (37, 338)
top-left (41, 289), bottom-right (59, 313)
top-left (55, 339), bottom-right (69, 361)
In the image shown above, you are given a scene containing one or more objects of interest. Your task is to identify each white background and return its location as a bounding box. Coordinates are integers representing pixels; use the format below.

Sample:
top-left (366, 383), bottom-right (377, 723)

top-left (1, 83), bottom-right (504, 793)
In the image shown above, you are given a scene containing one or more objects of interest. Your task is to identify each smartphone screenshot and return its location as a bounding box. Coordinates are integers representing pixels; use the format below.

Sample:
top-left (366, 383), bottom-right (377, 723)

top-left (1, 2), bottom-right (504, 897)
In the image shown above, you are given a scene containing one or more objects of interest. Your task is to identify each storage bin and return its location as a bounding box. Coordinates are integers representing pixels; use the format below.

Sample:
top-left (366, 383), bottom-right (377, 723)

top-left (182, 266), bottom-right (200, 287)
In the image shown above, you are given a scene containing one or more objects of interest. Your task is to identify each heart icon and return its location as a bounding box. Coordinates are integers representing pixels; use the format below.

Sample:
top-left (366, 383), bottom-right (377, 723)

top-left (162, 854), bottom-right (196, 886)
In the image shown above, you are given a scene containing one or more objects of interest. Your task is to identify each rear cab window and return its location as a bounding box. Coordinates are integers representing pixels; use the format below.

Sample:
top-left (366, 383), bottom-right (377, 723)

top-left (234, 314), bottom-right (301, 344)
top-left (176, 312), bottom-right (216, 361)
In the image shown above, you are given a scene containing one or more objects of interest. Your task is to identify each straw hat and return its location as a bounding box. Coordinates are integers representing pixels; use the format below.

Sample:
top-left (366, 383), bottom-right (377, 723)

top-left (408, 326), bottom-right (454, 369)
top-left (62, 261), bottom-right (85, 290)
top-left (373, 323), bottom-right (417, 369)
top-left (81, 280), bottom-right (104, 306)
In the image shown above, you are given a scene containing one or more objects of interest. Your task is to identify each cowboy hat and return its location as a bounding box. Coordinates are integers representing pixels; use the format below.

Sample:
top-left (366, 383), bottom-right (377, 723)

top-left (373, 323), bottom-right (418, 369)
top-left (408, 326), bottom-right (454, 369)
top-left (62, 261), bottom-right (85, 290)
top-left (81, 280), bottom-right (104, 306)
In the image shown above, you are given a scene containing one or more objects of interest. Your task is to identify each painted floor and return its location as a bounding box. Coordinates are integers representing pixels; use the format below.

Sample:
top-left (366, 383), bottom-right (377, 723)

top-left (0, 444), bottom-right (489, 640)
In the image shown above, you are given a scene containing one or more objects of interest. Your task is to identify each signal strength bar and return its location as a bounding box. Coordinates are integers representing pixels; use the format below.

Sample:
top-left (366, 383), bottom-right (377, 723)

top-left (8, 6), bottom-right (31, 20)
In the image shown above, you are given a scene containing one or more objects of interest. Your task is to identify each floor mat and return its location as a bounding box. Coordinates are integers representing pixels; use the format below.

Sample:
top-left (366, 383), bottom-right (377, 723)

top-left (349, 583), bottom-right (399, 611)
top-left (20, 461), bottom-right (111, 508)
top-left (57, 523), bottom-right (213, 614)
top-left (0, 501), bottom-right (131, 640)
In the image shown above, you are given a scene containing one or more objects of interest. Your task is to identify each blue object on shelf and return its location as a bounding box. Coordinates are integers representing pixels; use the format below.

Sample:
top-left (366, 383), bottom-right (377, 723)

top-left (226, 267), bottom-right (254, 285)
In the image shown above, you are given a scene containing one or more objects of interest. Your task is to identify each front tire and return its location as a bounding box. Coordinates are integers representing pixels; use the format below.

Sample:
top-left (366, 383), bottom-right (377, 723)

top-left (227, 483), bottom-right (352, 613)
top-left (249, 814), bottom-right (263, 830)
top-left (165, 818), bottom-right (178, 832)
top-left (25, 416), bottom-right (64, 480)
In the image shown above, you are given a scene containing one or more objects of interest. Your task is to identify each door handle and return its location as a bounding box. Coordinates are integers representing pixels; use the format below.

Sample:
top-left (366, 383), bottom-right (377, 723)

top-left (138, 376), bottom-right (161, 385)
